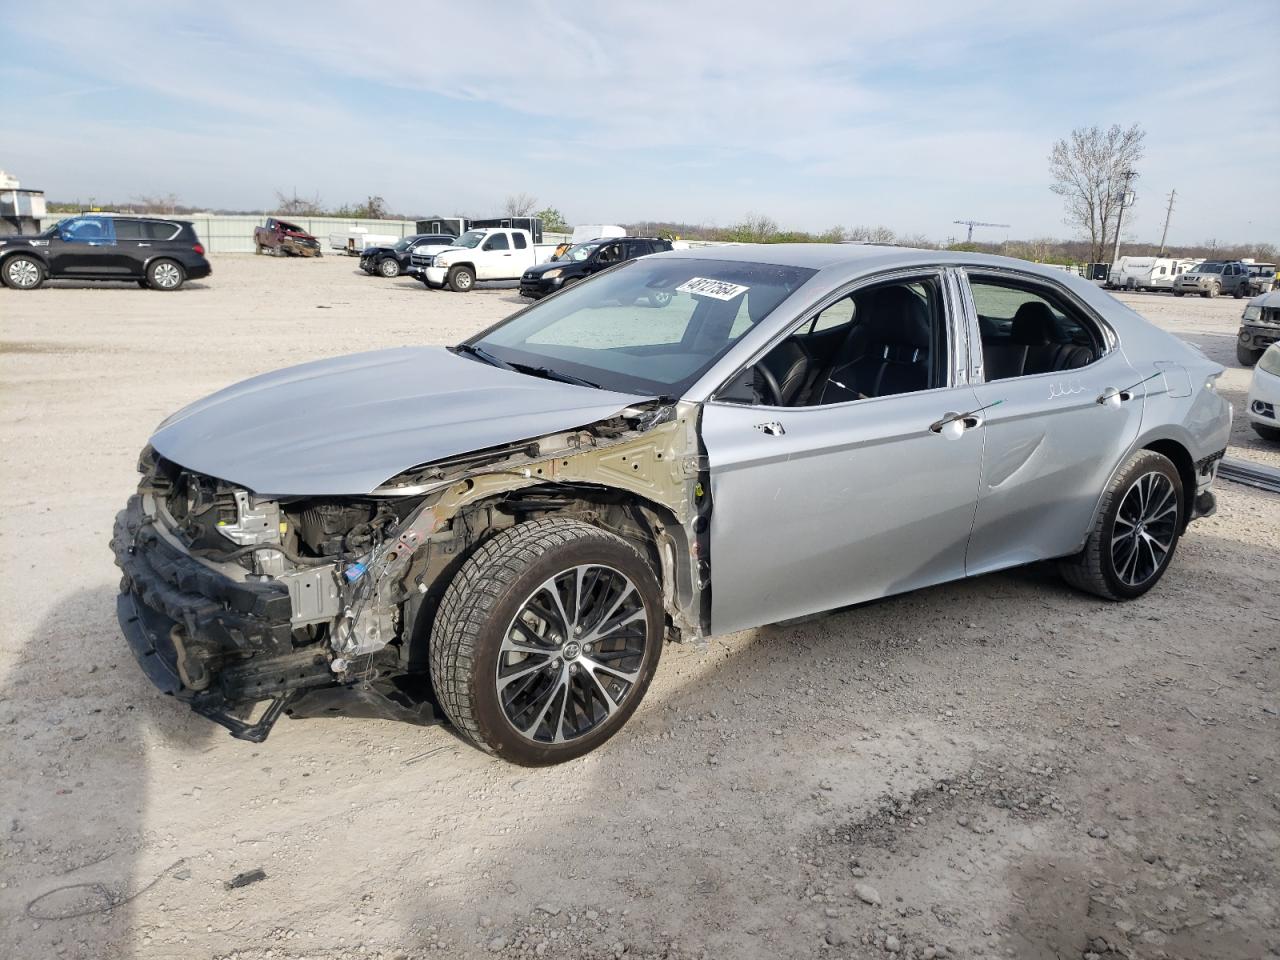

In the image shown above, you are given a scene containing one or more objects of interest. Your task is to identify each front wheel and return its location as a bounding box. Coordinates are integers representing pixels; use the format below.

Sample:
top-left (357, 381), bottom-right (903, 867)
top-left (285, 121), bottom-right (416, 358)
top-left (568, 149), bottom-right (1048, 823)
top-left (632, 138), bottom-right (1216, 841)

top-left (447, 265), bottom-right (475, 292)
top-left (1059, 450), bottom-right (1183, 600)
top-left (3, 254), bottom-right (46, 290)
top-left (1207, 283), bottom-right (1220, 299)
top-left (1173, 290), bottom-right (1184, 297)
top-left (379, 258), bottom-right (401, 278)
top-left (1237, 342), bottom-right (1263, 366)
top-left (146, 259), bottom-right (185, 291)
top-left (430, 518), bottom-right (663, 765)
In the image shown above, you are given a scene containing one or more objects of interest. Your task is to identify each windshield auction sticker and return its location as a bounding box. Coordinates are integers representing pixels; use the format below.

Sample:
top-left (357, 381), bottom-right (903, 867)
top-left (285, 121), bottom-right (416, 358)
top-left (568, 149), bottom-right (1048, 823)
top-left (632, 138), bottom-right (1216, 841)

top-left (676, 277), bottom-right (750, 301)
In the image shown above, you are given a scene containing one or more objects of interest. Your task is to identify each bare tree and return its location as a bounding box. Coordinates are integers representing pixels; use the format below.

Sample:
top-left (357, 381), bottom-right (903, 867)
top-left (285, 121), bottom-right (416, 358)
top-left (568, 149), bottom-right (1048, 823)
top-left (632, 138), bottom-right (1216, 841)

top-left (132, 193), bottom-right (180, 214)
top-left (274, 189), bottom-right (325, 216)
top-left (847, 224), bottom-right (896, 244)
top-left (728, 213), bottom-right (779, 243)
top-left (503, 193), bottom-right (538, 217)
top-left (1049, 123), bottom-right (1145, 263)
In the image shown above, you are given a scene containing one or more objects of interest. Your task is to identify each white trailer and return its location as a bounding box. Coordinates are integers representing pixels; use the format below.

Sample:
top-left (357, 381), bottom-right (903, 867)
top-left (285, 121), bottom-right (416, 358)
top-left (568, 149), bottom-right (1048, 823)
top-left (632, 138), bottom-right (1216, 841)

top-left (1109, 256), bottom-right (1201, 292)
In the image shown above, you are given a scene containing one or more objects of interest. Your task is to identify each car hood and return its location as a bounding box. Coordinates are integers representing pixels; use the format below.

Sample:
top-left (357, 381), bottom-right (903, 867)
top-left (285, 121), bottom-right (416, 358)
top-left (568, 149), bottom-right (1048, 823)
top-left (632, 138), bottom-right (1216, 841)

top-left (149, 347), bottom-right (648, 497)
top-left (525, 261), bottom-right (579, 277)
top-left (361, 246), bottom-right (398, 257)
top-left (1248, 290), bottom-right (1280, 309)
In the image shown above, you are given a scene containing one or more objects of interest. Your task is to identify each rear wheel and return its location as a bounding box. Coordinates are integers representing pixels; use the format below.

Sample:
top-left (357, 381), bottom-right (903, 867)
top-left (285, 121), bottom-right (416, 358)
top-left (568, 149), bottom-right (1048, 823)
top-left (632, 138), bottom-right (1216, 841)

top-left (3, 254), bottom-right (46, 290)
top-left (1237, 342), bottom-right (1263, 366)
top-left (430, 518), bottom-right (663, 765)
top-left (1233, 285), bottom-right (1245, 299)
top-left (1173, 290), bottom-right (1184, 297)
top-left (146, 259), bottom-right (185, 291)
top-left (447, 265), bottom-right (475, 292)
top-left (1059, 450), bottom-right (1183, 601)
top-left (379, 257), bottom-right (401, 278)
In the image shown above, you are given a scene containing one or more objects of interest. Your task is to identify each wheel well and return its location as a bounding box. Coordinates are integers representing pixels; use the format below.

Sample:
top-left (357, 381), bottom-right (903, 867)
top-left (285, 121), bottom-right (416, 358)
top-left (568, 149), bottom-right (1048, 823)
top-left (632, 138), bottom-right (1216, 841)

top-left (403, 484), bottom-right (696, 673)
top-left (1143, 439), bottom-right (1195, 528)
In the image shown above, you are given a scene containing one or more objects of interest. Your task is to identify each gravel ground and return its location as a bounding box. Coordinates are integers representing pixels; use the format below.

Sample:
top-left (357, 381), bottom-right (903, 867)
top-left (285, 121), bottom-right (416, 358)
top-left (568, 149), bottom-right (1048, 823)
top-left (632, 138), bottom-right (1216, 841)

top-left (1, 255), bottom-right (1276, 960)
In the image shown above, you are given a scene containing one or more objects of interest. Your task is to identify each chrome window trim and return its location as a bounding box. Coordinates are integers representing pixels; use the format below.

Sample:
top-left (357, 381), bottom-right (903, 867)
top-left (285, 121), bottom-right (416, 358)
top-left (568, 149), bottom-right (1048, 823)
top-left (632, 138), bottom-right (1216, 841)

top-left (957, 265), bottom-right (1120, 385)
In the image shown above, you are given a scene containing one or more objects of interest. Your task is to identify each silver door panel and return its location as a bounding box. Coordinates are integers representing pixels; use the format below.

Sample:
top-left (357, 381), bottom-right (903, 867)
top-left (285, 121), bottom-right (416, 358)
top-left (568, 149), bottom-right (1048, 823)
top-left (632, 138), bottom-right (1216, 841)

top-left (701, 386), bottom-right (983, 636)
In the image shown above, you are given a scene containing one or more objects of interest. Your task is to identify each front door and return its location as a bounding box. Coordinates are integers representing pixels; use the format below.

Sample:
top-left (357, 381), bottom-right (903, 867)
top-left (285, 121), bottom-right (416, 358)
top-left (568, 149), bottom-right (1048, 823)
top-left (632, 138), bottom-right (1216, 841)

top-left (961, 269), bottom-right (1144, 575)
top-left (48, 216), bottom-right (130, 276)
top-left (700, 271), bottom-right (985, 635)
top-left (477, 232), bottom-right (511, 279)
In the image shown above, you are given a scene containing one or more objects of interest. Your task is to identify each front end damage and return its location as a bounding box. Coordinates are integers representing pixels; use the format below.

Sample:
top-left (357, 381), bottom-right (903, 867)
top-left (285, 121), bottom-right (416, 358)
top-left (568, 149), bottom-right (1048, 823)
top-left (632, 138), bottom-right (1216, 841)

top-left (111, 401), bottom-right (708, 741)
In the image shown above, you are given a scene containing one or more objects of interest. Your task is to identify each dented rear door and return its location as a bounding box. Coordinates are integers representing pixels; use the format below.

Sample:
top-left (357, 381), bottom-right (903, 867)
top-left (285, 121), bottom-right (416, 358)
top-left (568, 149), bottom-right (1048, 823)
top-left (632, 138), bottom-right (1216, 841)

top-left (962, 270), bottom-right (1143, 575)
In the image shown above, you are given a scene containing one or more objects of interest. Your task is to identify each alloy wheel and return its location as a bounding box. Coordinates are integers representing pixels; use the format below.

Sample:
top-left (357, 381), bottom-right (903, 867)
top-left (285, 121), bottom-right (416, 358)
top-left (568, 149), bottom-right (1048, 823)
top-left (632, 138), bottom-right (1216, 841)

top-left (497, 564), bottom-right (649, 744)
top-left (7, 259), bottom-right (40, 288)
top-left (1111, 471), bottom-right (1178, 587)
top-left (153, 262), bottom-right (182, 289)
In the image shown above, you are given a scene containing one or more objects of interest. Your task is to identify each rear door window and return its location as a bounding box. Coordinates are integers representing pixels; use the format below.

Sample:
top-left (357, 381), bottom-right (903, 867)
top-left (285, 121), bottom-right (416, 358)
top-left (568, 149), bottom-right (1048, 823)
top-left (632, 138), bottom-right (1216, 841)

top-left (512, 233), bottom-right (527, 249)
top-left (114, 219), bottom-right (145, 240)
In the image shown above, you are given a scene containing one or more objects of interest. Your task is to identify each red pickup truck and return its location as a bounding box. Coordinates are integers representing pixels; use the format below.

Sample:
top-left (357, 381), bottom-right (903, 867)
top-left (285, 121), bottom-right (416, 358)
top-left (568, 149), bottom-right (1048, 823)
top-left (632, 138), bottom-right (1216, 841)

top-left (254, 218), bottom-right (322, 257)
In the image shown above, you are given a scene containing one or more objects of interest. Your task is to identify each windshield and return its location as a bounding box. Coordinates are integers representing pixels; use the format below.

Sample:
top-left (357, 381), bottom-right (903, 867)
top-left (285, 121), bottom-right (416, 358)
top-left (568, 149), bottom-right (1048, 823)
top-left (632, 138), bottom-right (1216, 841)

top-left (38, 219), bottom-right (65, 238)
top-left (467, 258), bottom-right (817, 395)
top-left (1195, 263), bottom-right (1225, 274)
top-left (451, 230), bottom-right (485, 249)
top-left (393, 237), bottom-right (414, 252)
top-left (561, 242), bottom-right (602, 262)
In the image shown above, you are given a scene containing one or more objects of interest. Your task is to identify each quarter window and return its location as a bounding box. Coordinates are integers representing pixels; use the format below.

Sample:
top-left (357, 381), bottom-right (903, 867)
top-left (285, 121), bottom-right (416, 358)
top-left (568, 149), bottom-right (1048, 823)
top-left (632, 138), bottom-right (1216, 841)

top-left (968, 277), bottom-right (1101, 381)
top-left (144, 221), bottom-right (179, 240)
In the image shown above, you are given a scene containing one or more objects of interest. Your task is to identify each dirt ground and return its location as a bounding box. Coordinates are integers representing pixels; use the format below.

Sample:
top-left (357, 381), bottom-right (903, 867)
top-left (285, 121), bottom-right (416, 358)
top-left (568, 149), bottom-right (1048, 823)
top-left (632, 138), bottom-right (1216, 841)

top-left (1, 255), bottom-right (1276, 960)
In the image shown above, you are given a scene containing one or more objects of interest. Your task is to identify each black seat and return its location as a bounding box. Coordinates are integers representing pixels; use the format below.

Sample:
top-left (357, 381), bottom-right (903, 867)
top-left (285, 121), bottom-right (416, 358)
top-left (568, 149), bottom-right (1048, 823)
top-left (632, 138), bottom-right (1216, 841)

top-left (1012, 302), bottom-right (1093, 374)
top-left (824, 286), bottom-right (932, 401)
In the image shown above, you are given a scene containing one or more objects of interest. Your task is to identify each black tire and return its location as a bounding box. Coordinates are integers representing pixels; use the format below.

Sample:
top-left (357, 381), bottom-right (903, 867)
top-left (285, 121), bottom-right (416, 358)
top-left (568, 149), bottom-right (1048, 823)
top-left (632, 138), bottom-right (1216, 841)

top-left (146, 259), bottom-right (185, 291)
top-left (1059, 450), bottom-right (1183, 601)
top-left (1237, 342), bottom-right (1263, 366)
top-left (1232, 286), bottom-right (1245, 299)
top-left (430, 518), bottom-right (663, 765)
top-left (447, 265), bottom-right (475, 292)
top-left (1173, 290), bottom-right (1184, 297)
top-left (136, 280), bottom-right (149, 289)
top-left (379, 257), bottom-right (401, 278)
top-left (2, 254), bottom-right (46, 290)
top-left (1253, 422), bottom-right (1280, 442)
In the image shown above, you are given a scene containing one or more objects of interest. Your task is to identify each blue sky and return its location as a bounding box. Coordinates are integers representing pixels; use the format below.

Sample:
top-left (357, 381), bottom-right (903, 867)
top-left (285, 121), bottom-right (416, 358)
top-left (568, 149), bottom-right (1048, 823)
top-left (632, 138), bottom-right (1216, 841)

top-left (4, 0), bottom-right (1278, 244)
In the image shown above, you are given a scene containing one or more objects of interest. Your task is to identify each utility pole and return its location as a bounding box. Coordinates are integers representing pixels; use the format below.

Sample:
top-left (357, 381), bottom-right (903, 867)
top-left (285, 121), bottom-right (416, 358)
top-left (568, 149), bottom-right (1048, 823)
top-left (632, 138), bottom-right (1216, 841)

top-left (1158, 189), bottom-right (1176, 256)
top-left (1110, 168), bottom-right (1137, 266)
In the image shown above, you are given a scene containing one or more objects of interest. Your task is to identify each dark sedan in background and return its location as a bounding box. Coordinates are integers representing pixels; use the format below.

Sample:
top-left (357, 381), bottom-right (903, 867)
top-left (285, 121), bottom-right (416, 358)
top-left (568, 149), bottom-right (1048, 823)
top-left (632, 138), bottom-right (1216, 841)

top-left (360, 234), bottom-right (456, 277)
top-left (519, 236), bottom-right (673, 298)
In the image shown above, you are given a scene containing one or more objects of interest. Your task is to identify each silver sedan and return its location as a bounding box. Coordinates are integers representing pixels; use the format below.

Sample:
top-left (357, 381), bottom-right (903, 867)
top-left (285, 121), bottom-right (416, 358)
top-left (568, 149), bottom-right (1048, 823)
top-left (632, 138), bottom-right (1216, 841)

top-left (112, 245), bottom-right (1231, 763)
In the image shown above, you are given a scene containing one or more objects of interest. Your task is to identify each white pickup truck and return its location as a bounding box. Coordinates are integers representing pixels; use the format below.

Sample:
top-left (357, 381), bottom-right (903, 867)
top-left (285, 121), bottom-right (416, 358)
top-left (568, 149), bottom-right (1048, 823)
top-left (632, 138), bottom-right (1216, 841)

top-left (409, 227), bottom-right (539, 292)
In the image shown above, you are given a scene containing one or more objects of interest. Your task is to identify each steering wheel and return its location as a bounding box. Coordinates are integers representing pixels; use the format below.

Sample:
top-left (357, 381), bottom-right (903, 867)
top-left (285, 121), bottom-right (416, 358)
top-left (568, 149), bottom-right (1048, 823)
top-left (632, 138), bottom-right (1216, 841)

top-left (756, 363), bottom-right (784, 406)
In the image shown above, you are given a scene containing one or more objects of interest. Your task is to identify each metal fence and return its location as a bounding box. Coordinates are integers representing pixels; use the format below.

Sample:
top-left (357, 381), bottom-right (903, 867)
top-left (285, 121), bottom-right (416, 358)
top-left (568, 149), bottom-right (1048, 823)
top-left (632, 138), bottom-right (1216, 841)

top-left (191, 215), bottom-right (421, 253)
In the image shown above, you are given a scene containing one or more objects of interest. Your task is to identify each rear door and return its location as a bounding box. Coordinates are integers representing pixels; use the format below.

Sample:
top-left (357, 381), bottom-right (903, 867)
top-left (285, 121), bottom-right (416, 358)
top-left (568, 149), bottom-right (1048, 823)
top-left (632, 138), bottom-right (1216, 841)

top-left (960, 268), bottom-right (1143, 574)
top-left (113, 219), bottom-right (169, 277)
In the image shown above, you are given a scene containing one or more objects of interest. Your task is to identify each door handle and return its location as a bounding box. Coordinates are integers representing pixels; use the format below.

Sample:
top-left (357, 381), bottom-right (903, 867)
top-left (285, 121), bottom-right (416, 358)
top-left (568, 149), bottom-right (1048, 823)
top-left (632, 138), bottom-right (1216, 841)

top-left (754, 421), bottom-right (786, 436)
top-left (929, 413), bottom-right (982, 437)
top-left (136, 242), bottom-right (151, 247)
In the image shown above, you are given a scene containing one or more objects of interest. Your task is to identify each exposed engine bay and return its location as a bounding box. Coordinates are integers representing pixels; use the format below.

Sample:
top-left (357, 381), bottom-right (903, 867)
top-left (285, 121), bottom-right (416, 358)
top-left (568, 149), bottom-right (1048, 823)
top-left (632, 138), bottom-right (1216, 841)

top-left (111, 399), bottom-right (708, 741)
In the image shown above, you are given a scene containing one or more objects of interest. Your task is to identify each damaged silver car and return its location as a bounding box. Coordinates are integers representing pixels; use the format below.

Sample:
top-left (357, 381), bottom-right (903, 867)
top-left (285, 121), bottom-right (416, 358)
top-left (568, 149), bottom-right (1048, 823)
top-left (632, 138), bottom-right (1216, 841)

top-left (112, 246), bottom-right (1231, 764)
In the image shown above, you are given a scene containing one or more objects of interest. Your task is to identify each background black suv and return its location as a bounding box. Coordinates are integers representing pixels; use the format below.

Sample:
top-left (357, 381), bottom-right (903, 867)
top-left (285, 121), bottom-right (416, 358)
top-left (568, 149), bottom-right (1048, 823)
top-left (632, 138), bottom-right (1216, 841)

top-left (0, 215), bottom-right (211, 291)
top-left (519, 236), bottom-right (673, 299)
top-left (359, 234), bottom-right (455, 278)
